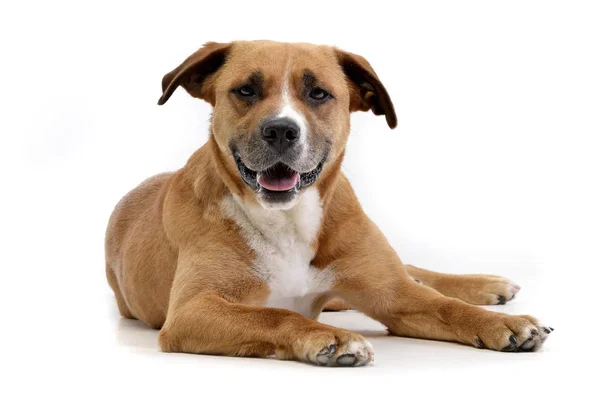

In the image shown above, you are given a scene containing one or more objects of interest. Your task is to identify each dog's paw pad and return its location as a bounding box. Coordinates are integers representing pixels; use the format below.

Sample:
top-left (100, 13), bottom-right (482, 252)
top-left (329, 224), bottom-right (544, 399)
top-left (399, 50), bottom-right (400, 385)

top-left (305, 333), bottom-right (374, 367)
top-left (336, 339), bottom-right (374, 367)
top-left (336, 353), bottom-right (357, 366)
top-left (485, 317), bottom-right (552, 352)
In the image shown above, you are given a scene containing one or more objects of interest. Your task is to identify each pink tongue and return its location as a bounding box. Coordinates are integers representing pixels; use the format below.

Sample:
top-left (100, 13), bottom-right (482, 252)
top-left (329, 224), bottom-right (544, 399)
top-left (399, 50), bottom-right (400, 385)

top-left (258, 171), bottom-right (300, 191)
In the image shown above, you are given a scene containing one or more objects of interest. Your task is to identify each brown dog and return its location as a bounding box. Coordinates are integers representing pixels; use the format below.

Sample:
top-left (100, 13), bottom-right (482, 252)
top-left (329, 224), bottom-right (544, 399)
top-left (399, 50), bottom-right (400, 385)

top-left (105, 40), bottom-right (551, 366)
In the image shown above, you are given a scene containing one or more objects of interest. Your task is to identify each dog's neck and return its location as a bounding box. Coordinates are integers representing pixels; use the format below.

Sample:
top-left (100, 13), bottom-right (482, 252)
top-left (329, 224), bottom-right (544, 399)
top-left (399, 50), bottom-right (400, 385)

top-left (222, 187), bottom-right (323, 246)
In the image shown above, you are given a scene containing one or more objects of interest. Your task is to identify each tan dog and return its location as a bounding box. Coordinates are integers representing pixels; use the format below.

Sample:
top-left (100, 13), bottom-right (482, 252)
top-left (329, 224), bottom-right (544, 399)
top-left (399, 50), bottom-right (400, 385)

top-left (105, 40), bottom-right (552, 366)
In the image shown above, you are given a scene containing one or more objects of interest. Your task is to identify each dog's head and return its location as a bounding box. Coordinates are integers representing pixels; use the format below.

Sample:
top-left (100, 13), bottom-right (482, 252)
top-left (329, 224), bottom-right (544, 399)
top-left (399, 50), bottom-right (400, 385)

top-left (158, 41), bottom-right (396, 209)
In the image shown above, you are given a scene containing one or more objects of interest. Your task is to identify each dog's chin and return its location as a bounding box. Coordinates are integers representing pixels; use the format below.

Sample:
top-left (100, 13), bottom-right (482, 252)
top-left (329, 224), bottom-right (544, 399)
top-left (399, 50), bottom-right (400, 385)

top-left (257, 189), bottom-right (300, 210)
top-left (233, 155), bottom-right (325, 210)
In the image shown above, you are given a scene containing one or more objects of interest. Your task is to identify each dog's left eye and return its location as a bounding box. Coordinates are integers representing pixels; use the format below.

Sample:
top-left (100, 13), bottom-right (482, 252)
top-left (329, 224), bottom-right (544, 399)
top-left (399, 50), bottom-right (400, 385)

top-left (236, 85), bottom-right (256, 97)
top-left (309, 87), bottom-right (330, 101)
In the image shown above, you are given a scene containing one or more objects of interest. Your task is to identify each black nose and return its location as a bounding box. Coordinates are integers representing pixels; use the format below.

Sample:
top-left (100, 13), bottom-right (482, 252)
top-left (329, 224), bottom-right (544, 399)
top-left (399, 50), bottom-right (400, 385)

top-left (261, 118), bottom-right (300, 152)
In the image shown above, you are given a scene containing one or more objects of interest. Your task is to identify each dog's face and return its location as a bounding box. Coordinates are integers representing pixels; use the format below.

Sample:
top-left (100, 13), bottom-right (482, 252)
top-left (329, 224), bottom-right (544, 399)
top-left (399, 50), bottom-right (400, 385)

top-left (159, 41), bottom-right (396, 209)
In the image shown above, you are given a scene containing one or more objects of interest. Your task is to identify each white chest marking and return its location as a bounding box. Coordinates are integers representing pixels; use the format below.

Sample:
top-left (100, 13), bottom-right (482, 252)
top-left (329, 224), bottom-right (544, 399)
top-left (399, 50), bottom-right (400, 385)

top-left (220, 188), bottom-right (333, 317)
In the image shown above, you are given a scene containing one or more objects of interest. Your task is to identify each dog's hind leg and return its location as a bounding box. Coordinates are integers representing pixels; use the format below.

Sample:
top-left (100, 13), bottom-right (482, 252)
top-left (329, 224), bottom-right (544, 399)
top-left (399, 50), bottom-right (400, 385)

top-left (322, 298), bottom-right (352, 311)
top-left (323, 263), bottom-right (520, 310)
top-left (403, 264), bottom-right (521, 306)
top-left (106, 264), bottom-right (135, 319)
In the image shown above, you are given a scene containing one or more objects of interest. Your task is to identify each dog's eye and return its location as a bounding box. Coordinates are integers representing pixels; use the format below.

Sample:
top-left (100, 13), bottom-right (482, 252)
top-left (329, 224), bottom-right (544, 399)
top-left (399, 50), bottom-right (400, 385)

top-left (309, 87), bottom-right (329, 101)
top-left (236, 85), bottom-right (256, 97)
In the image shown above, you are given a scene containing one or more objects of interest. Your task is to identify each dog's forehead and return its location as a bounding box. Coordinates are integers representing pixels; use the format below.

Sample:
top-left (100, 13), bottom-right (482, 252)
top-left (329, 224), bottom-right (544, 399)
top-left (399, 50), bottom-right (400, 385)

top-left (222, 41), bottom-right (344, 85)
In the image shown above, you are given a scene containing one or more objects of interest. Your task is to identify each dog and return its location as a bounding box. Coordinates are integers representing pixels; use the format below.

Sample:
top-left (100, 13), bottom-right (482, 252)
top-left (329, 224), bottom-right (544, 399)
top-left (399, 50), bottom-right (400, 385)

top-left (105, 40), bottom-right (552, 366)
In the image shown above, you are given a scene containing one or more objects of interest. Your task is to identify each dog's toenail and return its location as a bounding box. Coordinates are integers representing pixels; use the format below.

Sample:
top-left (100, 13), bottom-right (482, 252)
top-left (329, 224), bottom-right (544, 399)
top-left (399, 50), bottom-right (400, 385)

top-left (319, 344), bottom-right (336, 356)
top-left (497, 295), bottom-right (506, 305)
top-left (475, 337), bottom-right (485, 349)
top-left (549, 327), bottom-right (554, 332)
top-left (543, 327), bottom-right (551, 334)
top-left (509, 335), bottom-right (517, 345)
top-left (501, 344), bottom-right (516, 352)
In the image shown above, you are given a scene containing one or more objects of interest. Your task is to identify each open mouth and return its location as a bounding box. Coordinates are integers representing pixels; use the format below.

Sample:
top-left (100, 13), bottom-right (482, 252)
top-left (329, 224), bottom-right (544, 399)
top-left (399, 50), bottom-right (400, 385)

top-left (234, 155), bottom-right (325, 195)
top-left (258, 163), bottom-right (300, 192)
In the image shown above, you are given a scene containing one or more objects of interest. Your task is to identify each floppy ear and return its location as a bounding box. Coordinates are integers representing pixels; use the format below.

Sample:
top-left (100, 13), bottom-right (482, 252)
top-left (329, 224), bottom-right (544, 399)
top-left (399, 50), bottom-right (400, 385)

top-left (157, 42), bottom-right (232, 106)
top-left (335, 49), bottom-right (397, 129)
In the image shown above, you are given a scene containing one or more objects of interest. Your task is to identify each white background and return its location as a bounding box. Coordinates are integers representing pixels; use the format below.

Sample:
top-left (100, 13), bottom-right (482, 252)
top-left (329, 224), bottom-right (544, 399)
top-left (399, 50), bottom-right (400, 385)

top-left (2, 0), bottom-right (599, 398)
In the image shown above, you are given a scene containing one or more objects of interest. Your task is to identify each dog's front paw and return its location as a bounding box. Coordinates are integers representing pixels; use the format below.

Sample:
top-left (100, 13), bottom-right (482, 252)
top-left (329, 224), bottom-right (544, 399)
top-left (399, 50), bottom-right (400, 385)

top-left (298, 331), bottom-right (374, 367)
top-left (472, 314), bottom-right (552, 352)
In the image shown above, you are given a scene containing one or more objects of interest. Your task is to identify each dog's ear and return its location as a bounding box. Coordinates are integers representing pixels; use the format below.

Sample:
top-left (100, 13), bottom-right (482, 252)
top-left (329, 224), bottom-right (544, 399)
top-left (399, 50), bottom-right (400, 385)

top-left (335, 49), bottom-right (397, 129)
top-left (158, 42), bottom-right (232, 106)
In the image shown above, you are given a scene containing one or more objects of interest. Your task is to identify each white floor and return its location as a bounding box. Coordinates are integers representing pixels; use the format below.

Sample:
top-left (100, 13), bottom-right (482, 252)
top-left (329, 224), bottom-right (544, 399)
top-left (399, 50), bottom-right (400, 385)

top-left (3, 2), bottom-right (599, 398)
top-left (5, 271), bottom-right (589, 400)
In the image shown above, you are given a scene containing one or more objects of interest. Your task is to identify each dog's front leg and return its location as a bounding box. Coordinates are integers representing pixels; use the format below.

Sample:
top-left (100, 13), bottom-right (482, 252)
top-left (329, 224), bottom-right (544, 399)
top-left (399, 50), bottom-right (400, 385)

top-left (157, 251), bottom-right (374, 366)
top-left (330, 222), bottom-right (552, 352)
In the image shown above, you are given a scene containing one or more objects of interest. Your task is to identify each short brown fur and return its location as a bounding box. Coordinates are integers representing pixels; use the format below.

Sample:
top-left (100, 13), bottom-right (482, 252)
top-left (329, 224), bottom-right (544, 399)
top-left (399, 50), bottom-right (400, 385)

top-left (106, 41), bottom-right (550, 365)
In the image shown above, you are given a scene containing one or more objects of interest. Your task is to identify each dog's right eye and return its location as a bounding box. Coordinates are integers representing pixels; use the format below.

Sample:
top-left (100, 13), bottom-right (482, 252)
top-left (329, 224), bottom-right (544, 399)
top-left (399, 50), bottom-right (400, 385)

top-left (236, 85), bottom-right (256, 97)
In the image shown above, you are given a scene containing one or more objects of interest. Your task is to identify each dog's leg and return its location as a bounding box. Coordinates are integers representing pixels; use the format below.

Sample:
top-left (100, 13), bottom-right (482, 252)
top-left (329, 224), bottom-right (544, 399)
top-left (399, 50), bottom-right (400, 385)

top-left (339, 271), bottom-right (551, 351)
top-left (106, 264), bottom-right (134, 319)
top-left (323, 264), bottom-right (520, 310)
top-left (403, 264), bottom-right (521, 305)
top-left (322, 298), bottom-right (353, 311)
top-left (159, 294), bottom-right (374, 366)
top-left (330, 227), bottom-right (552, 352)
top-left (157, 255), bottom-right (374, 366)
